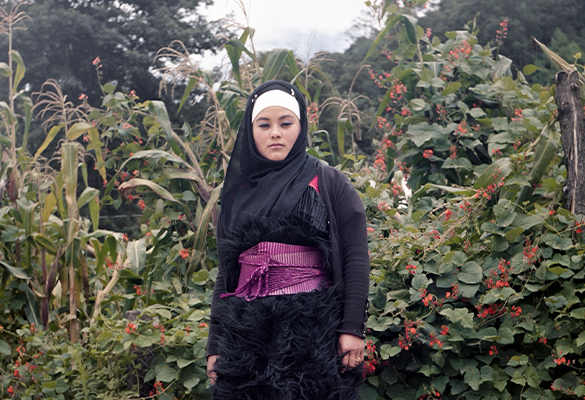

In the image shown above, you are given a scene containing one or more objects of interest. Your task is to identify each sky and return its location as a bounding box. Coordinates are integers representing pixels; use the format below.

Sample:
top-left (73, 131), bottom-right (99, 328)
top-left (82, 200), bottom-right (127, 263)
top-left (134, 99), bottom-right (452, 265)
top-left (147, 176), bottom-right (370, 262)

top-left (195, 0), bottom-right (375, 70)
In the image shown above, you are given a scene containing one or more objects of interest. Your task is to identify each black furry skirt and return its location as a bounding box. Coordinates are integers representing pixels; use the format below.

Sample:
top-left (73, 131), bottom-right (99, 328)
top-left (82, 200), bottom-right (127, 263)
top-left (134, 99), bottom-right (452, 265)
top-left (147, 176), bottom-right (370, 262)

top-left (209, 287), bottom-right (362, 400)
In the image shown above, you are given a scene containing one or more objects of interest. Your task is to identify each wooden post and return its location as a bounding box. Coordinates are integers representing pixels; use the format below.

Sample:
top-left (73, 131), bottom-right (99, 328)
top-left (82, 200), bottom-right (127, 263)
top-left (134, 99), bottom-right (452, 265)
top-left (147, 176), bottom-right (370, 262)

top-left (555, 70), bottom-right (585, 214)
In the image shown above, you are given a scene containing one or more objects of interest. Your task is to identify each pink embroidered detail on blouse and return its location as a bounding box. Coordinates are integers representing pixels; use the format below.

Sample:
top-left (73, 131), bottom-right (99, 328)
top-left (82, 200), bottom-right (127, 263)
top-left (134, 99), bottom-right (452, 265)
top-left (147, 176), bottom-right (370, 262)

top-left (220, 241), bottom-right (328, 301)
top-left (308, 175), bottom-right (319, 193)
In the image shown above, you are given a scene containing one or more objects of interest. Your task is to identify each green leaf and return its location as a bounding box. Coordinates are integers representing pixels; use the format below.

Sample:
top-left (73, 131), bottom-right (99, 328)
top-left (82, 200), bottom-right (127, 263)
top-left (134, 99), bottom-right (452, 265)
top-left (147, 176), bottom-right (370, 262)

top-left (492, 55), bottom-right (512, 78)
top-left (507, 354), bottom-right (530, 367)
top-left (262, 48), bottom-right (289, 82)
top-left (380, 344), bottom-right (401, 359)
top-left (458, 262), bottom-right (482, 284)
top-left (482, 287), bottom-right (516, 303)
top-left (66, 122), bottom-right (95, 141)
top-left (149, 100), bottom-right (182, 155)
top-left (492, 236), bottom-right (509, 252)
top-left (183, 375), bottom-right (200, 390)
top-left (411, 273), bottom-right (430, 290)
top-left (512, 214), bottom-right (542, 230)
top-left (515, 123), bottom-right (558, 206)
top-left (541, 233), bottom-right (573, 250)
top-left (285, 50), bottom-right (300, 77)
top-left (10, 50), bottom-right (25, 93)
top-left (419, 364), bottom-right (441, 376)
top-left (126, 239), bottom-right (146, 271)
top-left (176, 358), bottom-right (196, 369)
top-left (409, 123), bottom-right (446, 147)
top-left (224, 29), bottom-right (254, 88)
top-left (0, 62), bottom-right (11, 77)
top-left (34, 123), bottom-right (64, 161)
top-left (504, 227), bottom-right (525, 243)
top-left (463, 366), bottom-right (482, 390)
top-left (410, 98), bottom-right (426, 111)
top-left (0, 260), bottom-right (29, 280)
top-left (523, 64), bottom-right (540, 76)
top-left (155, 364), bottom-right (177, 382)
top-left (441, 82), bottom-right (461, 96)
top-left (570, 307), bottom-right (585, 319)
top-left (34, 233), bottom-right (59, 254)
top-left (402, 14), bottom-right (418, 44)
top-left (178, 77), bottom-right (198, 114)
top-left (118, 178), bottom-right (181, 204)
top-left (77, 187), bottom-right (100, 209)
top-left (439, 307), bottom-right (474, 328)
top-left (145, 304), bottom-right (172, 320)
top-left (494, 200), bottom-right (517, 227)
top-left (0, 339), bottom-right (11, 355)
top-left (103, 82), bottom-right (116, 94)
top-left (473, 158), bottom-right (514, 190)
top-left (337, 118), bottom-right (349, 156)
top-left (530, 124), bottom-right (558, 184)
top-left (469, 107), bottom-right (486, 118)
top-left (364, 14), bottom-right (401, 61)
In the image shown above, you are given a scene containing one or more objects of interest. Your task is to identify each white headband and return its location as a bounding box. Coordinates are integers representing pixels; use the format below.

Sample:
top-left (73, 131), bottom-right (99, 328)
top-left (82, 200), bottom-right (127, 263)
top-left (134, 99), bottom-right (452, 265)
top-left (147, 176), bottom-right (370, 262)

top-left (251, 89), bottom-right (301, 123)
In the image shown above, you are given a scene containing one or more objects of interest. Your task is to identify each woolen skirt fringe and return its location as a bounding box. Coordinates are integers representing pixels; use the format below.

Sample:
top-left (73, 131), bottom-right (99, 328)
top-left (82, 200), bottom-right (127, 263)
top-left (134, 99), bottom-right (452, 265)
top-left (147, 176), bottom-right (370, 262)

top-left (209, 288), bottom-right (362, 400)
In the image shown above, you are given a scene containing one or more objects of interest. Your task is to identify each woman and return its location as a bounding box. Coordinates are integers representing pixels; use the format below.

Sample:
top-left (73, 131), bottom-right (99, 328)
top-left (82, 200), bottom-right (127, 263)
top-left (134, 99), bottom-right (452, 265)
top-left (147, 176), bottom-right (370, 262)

top-left (207, 80), bottom-right (370, 400)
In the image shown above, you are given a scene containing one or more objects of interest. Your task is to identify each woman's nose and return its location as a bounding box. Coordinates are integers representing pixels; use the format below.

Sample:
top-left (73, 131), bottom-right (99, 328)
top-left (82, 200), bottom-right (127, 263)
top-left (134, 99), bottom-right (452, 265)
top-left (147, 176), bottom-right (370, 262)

top-left (270, 127), bottom-right (282, 138)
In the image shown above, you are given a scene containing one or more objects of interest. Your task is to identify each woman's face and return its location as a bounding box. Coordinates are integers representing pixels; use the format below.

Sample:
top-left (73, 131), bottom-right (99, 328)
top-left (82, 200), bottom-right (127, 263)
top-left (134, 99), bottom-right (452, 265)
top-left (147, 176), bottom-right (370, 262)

top-left (252, 106), bottom-right (301, 161)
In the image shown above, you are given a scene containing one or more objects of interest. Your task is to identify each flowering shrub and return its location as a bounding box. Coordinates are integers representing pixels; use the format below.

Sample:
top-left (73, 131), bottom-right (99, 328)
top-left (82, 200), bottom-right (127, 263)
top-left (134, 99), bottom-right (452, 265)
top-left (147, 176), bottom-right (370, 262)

top-left (359, 2), bottom-right (585, 399)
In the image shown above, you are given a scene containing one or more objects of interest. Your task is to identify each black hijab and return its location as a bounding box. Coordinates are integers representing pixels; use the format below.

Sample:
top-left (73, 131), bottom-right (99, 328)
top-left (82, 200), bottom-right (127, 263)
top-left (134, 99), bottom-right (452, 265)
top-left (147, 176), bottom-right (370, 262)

top-left (220, 80), bottom-right (321, 234)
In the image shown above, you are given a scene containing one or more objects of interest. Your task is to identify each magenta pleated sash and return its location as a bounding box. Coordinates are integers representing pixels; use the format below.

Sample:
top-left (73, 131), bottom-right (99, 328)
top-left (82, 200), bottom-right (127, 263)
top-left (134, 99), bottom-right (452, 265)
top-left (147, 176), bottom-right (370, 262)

top-left (220, 241), bottom-right (329, 301)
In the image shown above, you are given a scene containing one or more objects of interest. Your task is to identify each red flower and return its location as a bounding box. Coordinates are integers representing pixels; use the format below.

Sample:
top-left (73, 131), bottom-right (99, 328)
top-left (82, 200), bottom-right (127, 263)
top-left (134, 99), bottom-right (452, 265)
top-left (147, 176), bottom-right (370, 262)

top-left (179, 248), bottom-right (190, 259)
top-left (134, 285), bottom-right (144, 295)
top-left (126, 322), bottom-right (137, 334)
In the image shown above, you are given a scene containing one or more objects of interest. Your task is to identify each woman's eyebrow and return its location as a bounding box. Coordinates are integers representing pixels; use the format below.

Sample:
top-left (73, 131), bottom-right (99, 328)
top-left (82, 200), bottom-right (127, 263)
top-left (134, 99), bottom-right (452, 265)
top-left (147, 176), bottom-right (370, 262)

top-left (255, 114), bottom-right (295, 122)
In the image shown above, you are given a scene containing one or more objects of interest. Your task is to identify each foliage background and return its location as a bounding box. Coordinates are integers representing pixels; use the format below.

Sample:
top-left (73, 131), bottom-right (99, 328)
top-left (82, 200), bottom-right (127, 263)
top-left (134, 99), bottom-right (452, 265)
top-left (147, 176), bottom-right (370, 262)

top-left (1, 0), bottom-right (585, 399)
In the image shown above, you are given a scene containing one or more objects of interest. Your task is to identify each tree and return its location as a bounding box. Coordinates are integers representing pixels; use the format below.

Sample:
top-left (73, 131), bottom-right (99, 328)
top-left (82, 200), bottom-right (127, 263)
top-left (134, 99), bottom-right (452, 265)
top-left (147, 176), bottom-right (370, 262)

top-left (1, 0), bottom-right (222, 115)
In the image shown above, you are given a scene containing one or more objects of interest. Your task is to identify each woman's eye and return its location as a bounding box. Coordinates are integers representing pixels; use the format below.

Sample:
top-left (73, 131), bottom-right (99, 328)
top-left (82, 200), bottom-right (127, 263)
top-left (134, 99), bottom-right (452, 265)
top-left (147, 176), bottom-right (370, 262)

top-left (259, 123), bottom-right (270, 128)
top-left (281, 122), bottom-right (293, 127)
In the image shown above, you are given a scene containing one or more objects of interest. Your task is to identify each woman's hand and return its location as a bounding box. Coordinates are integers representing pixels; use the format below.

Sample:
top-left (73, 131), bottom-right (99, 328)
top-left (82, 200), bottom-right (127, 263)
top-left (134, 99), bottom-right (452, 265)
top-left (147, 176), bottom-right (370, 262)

top-left (338, 333), bottom-right (364, 372)
top-left (207, 355), bottom-right (218, 385)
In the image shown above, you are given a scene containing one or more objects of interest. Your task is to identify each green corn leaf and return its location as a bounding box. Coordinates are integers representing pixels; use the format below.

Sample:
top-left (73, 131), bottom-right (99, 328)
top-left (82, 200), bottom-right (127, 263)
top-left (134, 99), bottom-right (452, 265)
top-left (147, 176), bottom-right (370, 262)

top-left (515, 123), bottom-right (558, 206)
top-left (126, 239), bottom-right (146, 271)
top-left (66, 122), bottom-right (94, 141)
top-left (262, 48), bottom-right (289, 82)
top-left (0, 261), bottom-right (28, 280)
top-left (473, 158), bottom-right (514, 190)
top-left (364, 13), bottom-right (401, 62)
top-left (42, 192), bottom-right (57, 224)
top-left (149, 100), bottom-right (182, 155)
top-left (178, 77), bottom-right (198, 114)
top-left (78, 187), bottom-right (100, 209)
top-left (10, 50), bottom-right (25, 94)
top-left (285, 50), bottom-right (300, 77)
top-left (118, 178), bottom-right (181, 204)
top-left (34, 233), bottom-right (59, 254)
top-left (34, 124), bottom-right (64, 161)
top-left (337, 118), bottom-right (348, 157)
